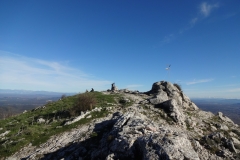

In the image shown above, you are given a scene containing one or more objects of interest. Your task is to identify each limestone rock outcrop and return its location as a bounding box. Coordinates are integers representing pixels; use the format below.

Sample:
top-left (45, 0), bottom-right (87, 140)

top-left (161, 99), bottom-right (186, 125)
top-left (148, 81), bottom-right (198, 110)
top-left (7, 81), bottom-right (240, 160)
top-left (147, 81), bottom-right (199, 127)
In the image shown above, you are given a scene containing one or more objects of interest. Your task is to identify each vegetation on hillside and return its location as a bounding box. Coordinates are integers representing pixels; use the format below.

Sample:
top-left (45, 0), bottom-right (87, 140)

top-left (0, 92), bottom-right (118, 158)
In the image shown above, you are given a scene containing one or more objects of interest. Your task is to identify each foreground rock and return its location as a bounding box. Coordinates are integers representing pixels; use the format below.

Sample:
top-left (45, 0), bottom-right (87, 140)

top-left (91, 109), bottom-right (199, 160)
top-left (7, 81), bottom-right (240, 160)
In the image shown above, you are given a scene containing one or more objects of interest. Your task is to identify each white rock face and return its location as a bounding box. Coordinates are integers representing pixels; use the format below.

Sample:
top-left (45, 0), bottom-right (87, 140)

top-left (0, 131), bottom-right (10, 138)
top-left (161, 99), bottom-right (186, 125)
top-left (149, 90), bottom-right (168, 104)
top-left (6, 81), bottom-right (240, 160)
top-left (64, 107), bottom-right (102, 125)
top-left (148, 81), bottom-right (198, 111)
top-left (91, 108), bottom-right (199, 160)
top-left (232, 137), bottom-right (240, 145)
top-left (218, 112), bottom-right (234, 124)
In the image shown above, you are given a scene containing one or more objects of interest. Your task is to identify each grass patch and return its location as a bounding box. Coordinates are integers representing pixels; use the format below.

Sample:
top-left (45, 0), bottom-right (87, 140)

top-left (210, 115), bottom-right (221, 123)
top-left (118, 96), bottom-right (133, 108)
top-left (0, 92), bottom-right (116, 159)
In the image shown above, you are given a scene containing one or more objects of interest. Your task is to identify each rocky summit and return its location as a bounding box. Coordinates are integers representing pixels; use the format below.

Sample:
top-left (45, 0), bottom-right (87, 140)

top-left (5, 81), bottom-right (240, 159)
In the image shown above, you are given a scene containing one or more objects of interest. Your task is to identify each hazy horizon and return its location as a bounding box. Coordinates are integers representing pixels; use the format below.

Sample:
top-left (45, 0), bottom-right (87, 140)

top-left (0, 88), bottom-right (240, 100)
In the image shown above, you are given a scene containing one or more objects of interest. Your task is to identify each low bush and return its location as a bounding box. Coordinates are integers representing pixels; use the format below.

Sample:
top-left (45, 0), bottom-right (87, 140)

top-left (173, 83), bottom-right (182, 92)
top-left (70, 93), bottom-right (97, 116)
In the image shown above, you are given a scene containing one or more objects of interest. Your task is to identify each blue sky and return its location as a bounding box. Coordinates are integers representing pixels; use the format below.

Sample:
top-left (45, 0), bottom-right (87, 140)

top-left (0, 0), bottom-right (240, 98)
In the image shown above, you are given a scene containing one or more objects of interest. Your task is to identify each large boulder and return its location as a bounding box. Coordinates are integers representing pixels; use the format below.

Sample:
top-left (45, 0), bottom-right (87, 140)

top-left (149, 81), bottom-right (178, 95)
top-left (161, 99), bottom-right (185, 125)
top-left (149, 81), bottom-right (166, 94)
top-left (148, 81), bottom-right (178, 93)
top-left (148, 81), bottom-right (182, 104)
top-left (217, 112), bottom-right (234, 124)
top-left (164, 81), bottom-right (178, 96)
top-left (149, 90), bottom-right (168, 104)
top-left (149, 81), bottom-right (199, 110)
top-left (133, 132), bottom-right (200, 160)
top-left (91, 110), bottom-right (199, 159)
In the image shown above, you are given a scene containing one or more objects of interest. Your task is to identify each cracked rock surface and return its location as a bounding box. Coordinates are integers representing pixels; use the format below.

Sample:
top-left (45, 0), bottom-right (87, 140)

top-left (7, 81), bottom-right (240, 160)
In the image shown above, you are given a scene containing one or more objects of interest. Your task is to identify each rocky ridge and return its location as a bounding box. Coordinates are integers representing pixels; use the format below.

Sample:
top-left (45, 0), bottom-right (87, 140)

top-left (6, 81), bottom-right (240, 159)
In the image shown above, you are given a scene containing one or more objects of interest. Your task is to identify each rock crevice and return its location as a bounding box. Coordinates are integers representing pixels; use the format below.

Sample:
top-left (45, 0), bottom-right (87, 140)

top-left (7, 81), bottom-right (240, 160)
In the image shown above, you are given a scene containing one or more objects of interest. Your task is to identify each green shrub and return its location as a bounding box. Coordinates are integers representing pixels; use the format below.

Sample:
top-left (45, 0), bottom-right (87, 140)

top-left (70, 93), bottom-right (96, 116)
top-left (173, 83), bottom-right (182, 92)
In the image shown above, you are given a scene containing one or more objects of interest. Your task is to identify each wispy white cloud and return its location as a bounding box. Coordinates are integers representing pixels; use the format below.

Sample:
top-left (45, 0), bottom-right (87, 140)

top-left (0, 52), bottom-right (111, 92)
top-left (190, 17), bottom-right (198, 26)
top-left (160, 34), bottom-right (175, 44)
top-left (179, 17), bottom-right (198, 34)
top-left (227, 88), bottom-right (240, 92)
top-left (186, 78), bottom-right (214, 85)
top-left (182, 2), bottom-right (219, 32)
top-left (200, 2), bottom-right (219, 17)
top-left (162, 2), bottom-right (220, 43)
top-left (223, 12), bottom-right (237, 19)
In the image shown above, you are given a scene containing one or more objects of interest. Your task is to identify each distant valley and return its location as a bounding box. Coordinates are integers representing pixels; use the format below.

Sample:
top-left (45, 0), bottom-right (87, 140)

top-left (192, 98), bottom-right (240, 125)
top-left (0, 89), bottom-right (75, 119)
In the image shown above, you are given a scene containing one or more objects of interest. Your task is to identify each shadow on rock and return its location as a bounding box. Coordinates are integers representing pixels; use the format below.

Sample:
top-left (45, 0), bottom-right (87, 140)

top-left (29, 113), bottom-right (121, 160)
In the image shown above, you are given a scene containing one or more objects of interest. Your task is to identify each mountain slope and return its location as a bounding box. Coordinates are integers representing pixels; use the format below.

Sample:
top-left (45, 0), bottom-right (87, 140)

top-left (1, 81), bottom-right (240, 159)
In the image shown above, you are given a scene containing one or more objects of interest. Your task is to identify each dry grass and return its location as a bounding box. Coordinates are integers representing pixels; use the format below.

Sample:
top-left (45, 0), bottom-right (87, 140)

top-left (70, 93), bottom-right (97, 116)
